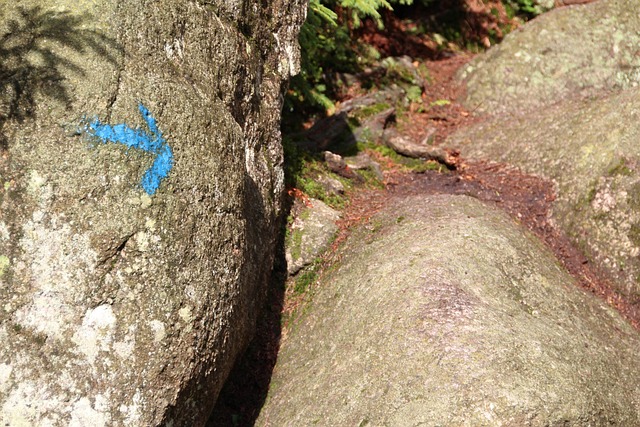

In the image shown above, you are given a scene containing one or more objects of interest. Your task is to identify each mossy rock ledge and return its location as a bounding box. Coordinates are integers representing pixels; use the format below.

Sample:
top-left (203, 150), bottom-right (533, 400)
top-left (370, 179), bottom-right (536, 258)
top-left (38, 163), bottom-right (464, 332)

top-left (0, 1), bottom-right (305, 425)
top-left (257, 194), bottom-right (640, 426)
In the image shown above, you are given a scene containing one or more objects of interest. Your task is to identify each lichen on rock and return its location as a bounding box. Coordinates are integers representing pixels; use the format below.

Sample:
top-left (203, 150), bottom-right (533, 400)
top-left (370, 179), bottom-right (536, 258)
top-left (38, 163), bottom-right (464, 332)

top-left (459, 0), bottom-right (640, 115)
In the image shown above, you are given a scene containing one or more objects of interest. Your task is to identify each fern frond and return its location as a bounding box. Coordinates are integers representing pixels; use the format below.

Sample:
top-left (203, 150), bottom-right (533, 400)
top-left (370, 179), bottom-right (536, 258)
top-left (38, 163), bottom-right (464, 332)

top-left (309, 0), bottom-right (338, 26)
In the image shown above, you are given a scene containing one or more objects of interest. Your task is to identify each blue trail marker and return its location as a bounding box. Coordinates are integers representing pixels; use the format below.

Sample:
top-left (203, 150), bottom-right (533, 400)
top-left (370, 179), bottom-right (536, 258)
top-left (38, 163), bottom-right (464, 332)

top-left (85, 103), bottom-right (173, 195)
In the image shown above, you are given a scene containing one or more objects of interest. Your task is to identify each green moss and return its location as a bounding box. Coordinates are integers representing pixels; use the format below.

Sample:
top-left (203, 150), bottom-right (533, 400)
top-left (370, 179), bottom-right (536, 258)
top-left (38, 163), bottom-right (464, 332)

top-left (430, 99), bottom-right (451, 108)
top-left (298, 176), bottom-right (324, 196)
top-left (358, 141), bottom-right (395, 158)
top-left (290, 228), bottom-right (303, 261)
top-left (416, 160), bottom-right (447, 173)
top-left (370, 219), bottom-right (384, 233)
top-left (358, 168), bottom-right (384, 189)
top-left (346, 116), bottom-right (361, 132)
top-left (294, 268), bottom-right (318, 295)
top-left (298, 175), bottom-right (348, 209)
top-left (357, 141), bottom-right (449, 173)
top-left (417, 63), bottom-right (432, 84)
top-left (300, 208), bottom-right (311, 221)
top-left (356, 127), bottom-right (374, 144)
top-left (381, 58), bottom-right (420, 86)
top-left (585, 184), bottom-right (598, 205)
top-left (284, 213), bottom-right (294, 245)
top-left (295, 157), bottom-right (351, 208)
top-left (406, 86), bottom-right (423, 104)
top-left (353, 102), bottom-right (391, 121)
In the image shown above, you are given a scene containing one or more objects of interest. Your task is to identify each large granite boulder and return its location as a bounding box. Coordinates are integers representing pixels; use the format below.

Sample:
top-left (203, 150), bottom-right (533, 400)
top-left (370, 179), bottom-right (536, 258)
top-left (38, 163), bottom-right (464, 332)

top-left (257, 194), bottom-right (640, 425)
top-left (458, 0), bottom-right (640, 115)
top-left (450, 0), bottom-right (640, 311)
top-left (448, 87), bottom-right (640, 312)
top-left (0, 0), bottom-right (305, 425)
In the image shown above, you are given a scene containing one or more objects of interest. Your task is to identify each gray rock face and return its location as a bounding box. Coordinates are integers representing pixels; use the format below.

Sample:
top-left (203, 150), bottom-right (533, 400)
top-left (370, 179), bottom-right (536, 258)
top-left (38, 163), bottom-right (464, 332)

top-left (0, 0), bottom-right (305, 425)
top-left (257, 194), bottom-right (640, 426)
top-left (459, 0), bottom-right (640, 115)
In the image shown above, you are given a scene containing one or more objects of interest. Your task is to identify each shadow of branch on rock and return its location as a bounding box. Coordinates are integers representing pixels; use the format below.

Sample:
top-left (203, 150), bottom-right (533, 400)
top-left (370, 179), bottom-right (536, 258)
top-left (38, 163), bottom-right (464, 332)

top-left (0, 6), bottom-right (119, 150)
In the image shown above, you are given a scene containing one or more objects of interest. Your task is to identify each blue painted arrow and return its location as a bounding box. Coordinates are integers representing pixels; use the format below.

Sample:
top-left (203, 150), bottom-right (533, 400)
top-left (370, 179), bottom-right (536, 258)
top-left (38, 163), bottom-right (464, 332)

top-left (85, 103), bottom-right (173, 195)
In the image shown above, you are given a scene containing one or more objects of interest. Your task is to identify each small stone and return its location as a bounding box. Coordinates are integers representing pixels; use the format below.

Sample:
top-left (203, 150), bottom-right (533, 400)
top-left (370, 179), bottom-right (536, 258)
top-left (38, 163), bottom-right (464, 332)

top-left (323, 151), bottom-right (360, 180)
top-left (286, 198), bottom-right (340, 276)
top-left (317, 175), bottom-right (345, 195)
top-left (345, 153), bottom-right (384, 181)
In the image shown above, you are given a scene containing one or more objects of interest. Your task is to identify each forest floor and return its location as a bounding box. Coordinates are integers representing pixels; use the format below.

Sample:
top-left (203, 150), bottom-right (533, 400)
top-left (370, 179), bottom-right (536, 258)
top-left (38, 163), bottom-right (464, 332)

top-left (209, 2), bottom-right (627, 425)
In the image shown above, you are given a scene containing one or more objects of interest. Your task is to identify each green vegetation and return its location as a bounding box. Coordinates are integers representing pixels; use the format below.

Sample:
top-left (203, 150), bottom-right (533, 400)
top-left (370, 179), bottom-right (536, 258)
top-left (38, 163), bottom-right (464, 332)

top-left (358, 168), bottom-right (385, 188)
top-left (585, 182), bottom-right (598, 205)
top-left (505, 0), bottom-right (551, 18)
top-left (358, 141), bottom-right (446, 173)
top-left (294, 268), bottom-right (318, 295)
top-left (281, 0), bottom-right (551, 241)
top-left (287, 0), bottom-right (546, 118)
top-left (430, 99), bottom-right (451, 108)
top-left (406, 85), bottom-right (423, 104)
top-left (369, 218), bottom-right (384, 233)
top-left (280, 2), bottom-right (552, 306)
top-left (297, 160), bottom-right (351, 209)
